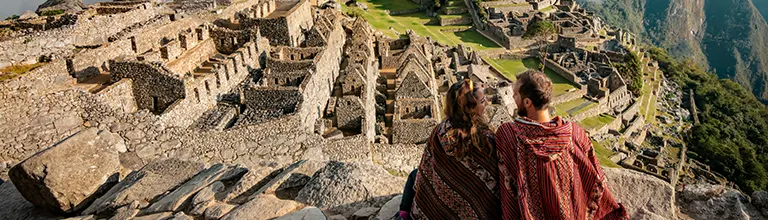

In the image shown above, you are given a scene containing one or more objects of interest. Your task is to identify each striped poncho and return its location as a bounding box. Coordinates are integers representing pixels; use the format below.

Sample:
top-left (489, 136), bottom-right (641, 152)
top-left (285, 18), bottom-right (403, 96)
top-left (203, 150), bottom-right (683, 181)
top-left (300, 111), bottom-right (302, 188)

top-left (496, 117), bottom-right (629, 220)
top-left (411, 119), bottom-right (502, 220)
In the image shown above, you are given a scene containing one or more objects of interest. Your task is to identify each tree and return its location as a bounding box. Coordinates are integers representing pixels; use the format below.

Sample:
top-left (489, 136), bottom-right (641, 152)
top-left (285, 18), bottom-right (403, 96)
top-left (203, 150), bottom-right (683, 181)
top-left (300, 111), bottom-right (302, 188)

top-left (522, 21), bottom-right (556, 71)
top-left (613, 51), bottom-right (643, 96)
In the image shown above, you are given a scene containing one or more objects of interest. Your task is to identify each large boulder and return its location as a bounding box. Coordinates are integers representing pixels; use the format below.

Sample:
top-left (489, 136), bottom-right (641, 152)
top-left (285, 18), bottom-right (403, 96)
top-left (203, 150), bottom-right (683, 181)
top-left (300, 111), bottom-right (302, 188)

top-left (677, 184), bottom-right (765, 220)
top-left (140, 164), bottom-right (246, 215)
top-left (83, 158), bottom-right (205, 216)
top-left (752, 191), bottom-right (768, 217)
top-left (36, 0), bottom-right (85, 14)
top-left (296, 161), bottom-right (404, 216)
top-left (9, 128), bottom-right (123, 214)
top-left (602, 168), bottom-right (676, 219)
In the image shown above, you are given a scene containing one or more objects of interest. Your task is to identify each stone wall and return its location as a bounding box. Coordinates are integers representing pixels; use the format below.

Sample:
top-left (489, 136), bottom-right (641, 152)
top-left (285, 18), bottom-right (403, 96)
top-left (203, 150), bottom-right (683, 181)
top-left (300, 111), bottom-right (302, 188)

top-left (439, 16), bottom-right (472, 26)
top-left (550, 87), bottom-right (586, 106)
top-left (211, 27), bottom-right (251, 55)
top-left (94, 78), bottom-right (138, 114)
top-left (0, 90), bottom-right (85, 177)
top-left (388, 8), bottom-right (425, 16)
top-left (0, 28), bottom-right (75, 68)
top-left (132, 17), bottom-right (205, 55)
top-left (294, 21), bottom-right (345, 133)
top-left (109, 60), bottom-right (186, 114)
top-left (243, 87), bottom-right (303, 114)
top-left (71, 5), bottom-right (162, 46)
top-left (392, 119), bottom-right (438, 144)
top-left (336, 96), bottom-right (365, 130)
top-left (68, 39), bottom-right (134, 82)
top-left (166, 39), bottom-right (218, 74)
top-left (589, 114), bottom-right (622, 135)
top-left (544, 58), bottom-right (582, 88)
top-left (160, 42), bottom-right (257, 128)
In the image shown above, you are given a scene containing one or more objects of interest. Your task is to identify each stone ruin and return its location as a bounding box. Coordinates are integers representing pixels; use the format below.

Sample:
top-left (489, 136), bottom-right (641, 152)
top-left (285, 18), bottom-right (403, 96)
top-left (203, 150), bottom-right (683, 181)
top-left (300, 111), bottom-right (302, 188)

top-left (482, 1), bottom-right (604, 50)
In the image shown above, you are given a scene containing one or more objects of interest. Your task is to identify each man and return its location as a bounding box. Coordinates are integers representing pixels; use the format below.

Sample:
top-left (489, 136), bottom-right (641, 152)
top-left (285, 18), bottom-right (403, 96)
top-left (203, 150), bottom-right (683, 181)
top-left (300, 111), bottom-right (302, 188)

top-left (496, 70), bottom-right (628, 220)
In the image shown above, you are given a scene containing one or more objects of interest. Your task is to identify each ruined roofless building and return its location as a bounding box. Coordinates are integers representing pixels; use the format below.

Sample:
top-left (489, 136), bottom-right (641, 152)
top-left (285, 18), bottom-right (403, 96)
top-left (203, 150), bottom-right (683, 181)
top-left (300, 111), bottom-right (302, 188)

top-left (109, 20), bottom-right (271, 128)
top-left (240, 6), bottom-right (346, 134)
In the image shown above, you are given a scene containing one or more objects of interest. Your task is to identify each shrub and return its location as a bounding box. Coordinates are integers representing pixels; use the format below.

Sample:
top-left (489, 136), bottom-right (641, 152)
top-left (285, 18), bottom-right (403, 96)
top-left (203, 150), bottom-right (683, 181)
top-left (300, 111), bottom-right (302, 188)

top-left (40, 10), bottom-right (65, 17)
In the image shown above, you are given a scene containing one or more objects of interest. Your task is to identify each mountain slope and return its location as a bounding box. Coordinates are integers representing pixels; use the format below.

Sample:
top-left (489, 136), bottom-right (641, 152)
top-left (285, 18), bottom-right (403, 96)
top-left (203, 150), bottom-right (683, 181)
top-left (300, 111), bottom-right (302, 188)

top-left (577, 0), bottom-right (768, 103)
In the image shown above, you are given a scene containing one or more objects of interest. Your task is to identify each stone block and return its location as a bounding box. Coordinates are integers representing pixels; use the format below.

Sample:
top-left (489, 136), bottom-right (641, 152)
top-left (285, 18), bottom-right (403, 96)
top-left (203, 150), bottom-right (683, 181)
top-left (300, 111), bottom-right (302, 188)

top-left (375, 195), bottom-right (402, 220)
top-left (220, 194), bottom-right (301, 220)
top-left (9, 128), bottom-right (122, 214)
top-left (275, 206), bottom-right (326, 220)
top-left (141, 164), bottom-right (246, 214)
top-left (204, 202), bottom-right (237, 220)
top-left (83, 158), bottom-right (205, 216)
top-left (296, 161), bottom-right (405, 216)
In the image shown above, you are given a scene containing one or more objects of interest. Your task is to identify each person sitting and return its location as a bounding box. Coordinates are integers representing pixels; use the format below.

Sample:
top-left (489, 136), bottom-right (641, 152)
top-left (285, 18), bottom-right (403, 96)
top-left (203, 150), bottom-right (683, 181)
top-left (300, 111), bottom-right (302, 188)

top-left (397, 79), bottom-right (502, 220)
top-left (495, 70), bottom-right (628, 220)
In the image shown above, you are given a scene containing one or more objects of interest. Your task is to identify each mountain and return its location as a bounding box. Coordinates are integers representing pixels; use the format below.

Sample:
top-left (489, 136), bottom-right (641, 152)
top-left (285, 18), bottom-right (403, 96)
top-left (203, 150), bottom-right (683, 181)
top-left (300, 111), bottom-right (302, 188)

top-left (577, 0), bottom-right (768, 104)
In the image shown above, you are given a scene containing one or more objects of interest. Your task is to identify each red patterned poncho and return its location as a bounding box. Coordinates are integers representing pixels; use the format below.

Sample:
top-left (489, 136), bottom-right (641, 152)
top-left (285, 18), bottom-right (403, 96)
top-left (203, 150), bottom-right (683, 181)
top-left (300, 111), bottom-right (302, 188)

top-left (496, 117), bottom-right (629, 220)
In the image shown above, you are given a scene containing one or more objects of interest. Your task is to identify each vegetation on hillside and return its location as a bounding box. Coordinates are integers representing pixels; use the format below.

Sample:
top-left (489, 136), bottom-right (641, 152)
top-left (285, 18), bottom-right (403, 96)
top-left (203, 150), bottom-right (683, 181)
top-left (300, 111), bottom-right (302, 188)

top-left (649, 47), bottom-right (768, 193)
top-left (0, 63), bottom-right (45, 82)
top-left (40, 10), bottom-right (65, 17)
top-left (613, 51), bottom-right (643, 96)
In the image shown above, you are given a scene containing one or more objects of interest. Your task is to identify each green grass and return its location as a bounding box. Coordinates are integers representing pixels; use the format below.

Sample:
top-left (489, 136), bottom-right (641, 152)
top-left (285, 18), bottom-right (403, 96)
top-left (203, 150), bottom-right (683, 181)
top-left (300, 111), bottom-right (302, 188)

top-left (639, 70), bottom-right (659, 125)
top-left (0, 63), bottom-right (44, 81)
top-left (555, 98), bottom-right (597, 117)
top-left (485, 57), bottom-right (578, 96)
top-left (592, 140), bottom-right (621, 168)
top-left (342, 0), bottom-right (501, 51)
top-left (40, 10), bottom-right (64, 16)
top-left (579, 114), bottom-right (616, 130)
top-left (539, 5), bottom-right (555, 13)
top-left (496, 3), bottom-right (531, 7)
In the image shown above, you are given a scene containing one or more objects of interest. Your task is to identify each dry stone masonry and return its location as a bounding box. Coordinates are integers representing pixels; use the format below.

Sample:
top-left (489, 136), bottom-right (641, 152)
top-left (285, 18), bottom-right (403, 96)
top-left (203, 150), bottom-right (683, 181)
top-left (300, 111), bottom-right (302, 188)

top-left (0, 0), bottom-right (756, 219)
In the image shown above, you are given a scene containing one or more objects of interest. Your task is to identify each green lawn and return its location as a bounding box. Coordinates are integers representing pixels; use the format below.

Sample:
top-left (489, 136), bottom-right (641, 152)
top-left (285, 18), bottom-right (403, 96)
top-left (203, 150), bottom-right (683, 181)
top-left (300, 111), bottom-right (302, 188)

top-left (485, 57), bottom-right (578, 96)
top-left (579, 114), bottom-right (616, 130)
top-left (555, 98), bottom-right (597, 117)
top-left (496, 3), bottom-right (531, 7)
top-left (342, 0), bottom-right (501, 51)
top-left (592, 140), bottom-right (621, 168)
top-left (640, 71), bottom-right (659, 125)
top-left (539, 5), bottom-right (555, 13)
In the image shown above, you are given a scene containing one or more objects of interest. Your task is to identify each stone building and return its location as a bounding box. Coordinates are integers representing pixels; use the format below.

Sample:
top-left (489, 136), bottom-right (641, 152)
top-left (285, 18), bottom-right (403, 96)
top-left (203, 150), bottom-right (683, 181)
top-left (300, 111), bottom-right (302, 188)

top-left (236, 0), bottom-right (314, 47)
top-left (109, 21), bottom-right (271, 128)
top-left (240, 7), bottom-right (345, 134)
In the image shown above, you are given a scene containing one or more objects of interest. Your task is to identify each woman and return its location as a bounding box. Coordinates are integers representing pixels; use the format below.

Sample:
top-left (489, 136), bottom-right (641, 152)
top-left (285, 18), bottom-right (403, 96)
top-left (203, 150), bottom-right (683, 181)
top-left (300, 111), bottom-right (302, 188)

top-left (397, 79), bottom-right (502, 220)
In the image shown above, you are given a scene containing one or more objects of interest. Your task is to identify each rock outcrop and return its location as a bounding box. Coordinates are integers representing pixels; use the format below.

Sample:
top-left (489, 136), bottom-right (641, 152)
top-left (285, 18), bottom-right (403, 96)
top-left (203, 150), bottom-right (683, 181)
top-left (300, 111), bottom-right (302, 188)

top-left (9, 128), bottom-right (123, 214)
top-left (83, 158), bottom-right (205, 216)
top-left (677, 184), bottom-right (765, 220)
top-left (602, 167), bottom-right (676, 219)
top-left (296, 161), bottom-right (405, 216)
top-left (36, 0), bottom-right (86, 14)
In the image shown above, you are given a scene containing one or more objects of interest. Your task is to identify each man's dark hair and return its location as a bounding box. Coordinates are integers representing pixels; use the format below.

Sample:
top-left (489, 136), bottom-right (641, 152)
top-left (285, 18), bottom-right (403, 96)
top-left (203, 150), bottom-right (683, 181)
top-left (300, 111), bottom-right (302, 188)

top-left (516, 70), bottom-right (553, 109)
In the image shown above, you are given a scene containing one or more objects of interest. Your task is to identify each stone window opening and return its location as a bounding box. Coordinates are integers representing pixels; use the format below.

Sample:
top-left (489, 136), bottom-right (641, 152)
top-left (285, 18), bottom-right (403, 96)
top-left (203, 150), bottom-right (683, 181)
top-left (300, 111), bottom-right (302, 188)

top-left (286, 78), bottom-right (290, 85)
top-left (220, 39), bottom-right (225, 47)
top-left (152, 96), bottom-right (159, 112)
top-left (205, 81), bottom-right (211, 94)
top-left (347, 100), bottom-right (351, 105)
top-left (406, 108), bottom-right (410, 113)
top-left (291, 54), bottom-right (295, 60)
top-left (275, 78), bottom-right (279, 86)
top-left (225, 66), bottom-right (230, 81)
top-left (130, 37), bottom-right (137, 53)
top-left (194, 88), bottom-right (200, 103)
